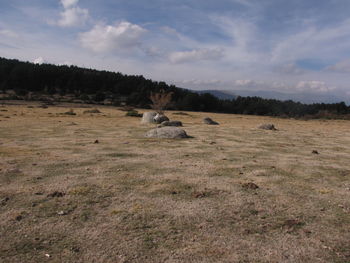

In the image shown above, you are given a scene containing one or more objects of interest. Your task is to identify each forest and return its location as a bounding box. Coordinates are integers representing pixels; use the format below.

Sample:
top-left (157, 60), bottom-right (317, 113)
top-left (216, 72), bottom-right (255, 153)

top-left (0, 57), bottom-right (349, 118)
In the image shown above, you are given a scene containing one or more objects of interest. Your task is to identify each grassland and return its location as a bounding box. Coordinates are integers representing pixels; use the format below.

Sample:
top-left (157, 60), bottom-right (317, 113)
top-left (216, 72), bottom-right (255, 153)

top-left (0, 101), bottom-right (349, 263)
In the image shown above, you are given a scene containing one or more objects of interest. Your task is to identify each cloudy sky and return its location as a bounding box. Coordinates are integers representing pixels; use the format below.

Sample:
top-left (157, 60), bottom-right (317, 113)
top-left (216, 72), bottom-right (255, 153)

top-left (1, 0), bottom-right (350, 98)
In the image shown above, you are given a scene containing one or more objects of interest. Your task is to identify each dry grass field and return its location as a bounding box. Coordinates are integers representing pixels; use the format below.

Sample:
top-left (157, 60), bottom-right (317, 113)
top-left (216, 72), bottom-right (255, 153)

top-left (0, 101), bottom-right (349, 263)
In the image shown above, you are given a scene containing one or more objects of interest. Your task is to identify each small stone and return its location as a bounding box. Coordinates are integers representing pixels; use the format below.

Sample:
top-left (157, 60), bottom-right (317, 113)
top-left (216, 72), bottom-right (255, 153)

top-left (2, 197), bottom-right (9, 203)
top-left (242, 182), bottom-right (259, 190)
top-left (258, 124), bottom-right (276, 130)
top-left (71, 247), bottom-right (80, 253)
top-left (203, 117), bottom-right (219, 125)
top-left (193, 191), bottom-right (207, 198)
top-left (57, 211), bottom-right (67, 216)
top-left (47, 191), bottom-right (65, 198)
top-left (7, 168), bottom-right (21, 173)
top-left (153, 113), bottom-right (169, 124)
top-left (94, 140), bottom-right (99, 144)
top-left (15, 215), bottom-right (23, 221)
top-left (312, 150), bottom-right (319, 154)
top-left (45, 253), bottom-right (51, 258)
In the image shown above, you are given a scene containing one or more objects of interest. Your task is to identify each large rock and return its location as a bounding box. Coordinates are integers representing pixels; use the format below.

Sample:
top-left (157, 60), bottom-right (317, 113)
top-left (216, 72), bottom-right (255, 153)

top-left (203, 117), bottom-right (219, 125)
top-left (153, 113), bottom-right (169, 124)
top-left (258, 123), bottom-right (277, 130)
top-left (159, 121), bottom-right (183, 127)
top-left (141, 112), bottom-right (157, 124)
top-left (145, 127), bottom-right (189, 139)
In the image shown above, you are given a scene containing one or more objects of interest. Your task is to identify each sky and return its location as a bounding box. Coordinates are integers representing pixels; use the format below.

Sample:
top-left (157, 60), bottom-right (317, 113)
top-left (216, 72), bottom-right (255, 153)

top-left (1, 0), bottom-right (350, 100)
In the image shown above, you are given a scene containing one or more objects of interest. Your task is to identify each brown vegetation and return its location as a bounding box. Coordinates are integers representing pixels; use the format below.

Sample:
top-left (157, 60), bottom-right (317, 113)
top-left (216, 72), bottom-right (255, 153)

top-left (149, 90), bottom-right (173, 114)
top-left (0, 101), bottom-right (349, 263)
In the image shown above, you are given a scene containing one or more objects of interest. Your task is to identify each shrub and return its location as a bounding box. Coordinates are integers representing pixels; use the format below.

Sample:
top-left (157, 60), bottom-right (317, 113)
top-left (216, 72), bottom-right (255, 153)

top-left (149, 90), bottom-right (173, 114)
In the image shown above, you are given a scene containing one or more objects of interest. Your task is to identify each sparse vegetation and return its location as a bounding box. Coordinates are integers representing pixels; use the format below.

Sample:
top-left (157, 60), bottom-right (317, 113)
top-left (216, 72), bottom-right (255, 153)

top-left (0, 102), bottom-right (349, 263)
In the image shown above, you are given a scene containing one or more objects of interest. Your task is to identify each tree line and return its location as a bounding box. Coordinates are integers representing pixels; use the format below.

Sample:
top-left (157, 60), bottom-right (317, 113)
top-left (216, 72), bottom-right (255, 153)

top-left (0, 57), bottom-right (349, 118)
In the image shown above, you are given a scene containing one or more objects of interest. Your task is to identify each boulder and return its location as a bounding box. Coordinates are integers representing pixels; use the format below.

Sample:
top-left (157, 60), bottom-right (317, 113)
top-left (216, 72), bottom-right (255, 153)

top-left (159, 121), bottom-right (183, 127)
top-left (141, 112), bottom-right (157, 124)
top-left (153, 113), bottom-right (169, 124)
top-left (145, 127), bottom-right (189, 139)
top-left (203, 117), bottom-right (219, 125)
top-left (258, 123), bottom-right (277, 130)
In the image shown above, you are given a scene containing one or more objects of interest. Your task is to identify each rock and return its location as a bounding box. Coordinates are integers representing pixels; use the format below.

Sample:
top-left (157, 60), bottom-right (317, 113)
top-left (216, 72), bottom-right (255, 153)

top-left (312, 150), bottom-right (319, 154)
top-left (159, 121), bottom-right (183, 127)
top-left (258, 123), bottom-right (276, 130)
top-left (153, 113), bottom-right (169, 124)
top-left (15, 215), bottom-right (23, 221)
top-left (83, 108), bottom-right (101, 114)
top-left (193, 191), bottom-right (208, 198)
top-left (1, 197), bottom-right (9, 206)
top-left (242, 182), bottom-right (259, 190)
top-left (57, 211), bottom-right (67, 216)
top-left (47, 191), bottom-right (65, 198)
top-left (203, 117), bottom-right (219, 125)
top-left (94, 140), bottom-right (99, 144)
top-left (141, 112), bottom-right (157, 124)
top-left (67, 122), bottom-right (77, 126)
top-left (7, 168), bottom-right (21, 174)
top-left (145, 127), bottom-right (189, 139)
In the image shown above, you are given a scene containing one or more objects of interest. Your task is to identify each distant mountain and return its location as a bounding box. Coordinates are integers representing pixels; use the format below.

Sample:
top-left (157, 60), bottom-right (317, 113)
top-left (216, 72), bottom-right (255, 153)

top-left (231, 90), bottom-right (348, 104)
top-left (196, 90), bottom-right (236, 100)
top-left (195, 89), bottom-right (348, 104)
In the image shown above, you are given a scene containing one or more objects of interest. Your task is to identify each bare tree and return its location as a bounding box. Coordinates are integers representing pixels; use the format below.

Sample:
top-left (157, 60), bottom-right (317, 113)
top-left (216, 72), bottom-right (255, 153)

top-left (149, 90), bottom-right (173, 114)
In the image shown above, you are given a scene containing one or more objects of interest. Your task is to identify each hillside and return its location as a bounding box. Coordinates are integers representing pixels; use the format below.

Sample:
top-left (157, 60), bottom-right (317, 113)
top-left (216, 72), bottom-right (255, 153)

top-left (0, 57), bottom-right (349, 118)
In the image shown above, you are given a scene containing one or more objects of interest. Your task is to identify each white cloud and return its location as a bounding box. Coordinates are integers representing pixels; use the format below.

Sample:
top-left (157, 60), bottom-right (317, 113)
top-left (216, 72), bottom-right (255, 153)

top-left (61, 0), bottom-right (79, 9)
top-left (326, 59), bottom-right (350, 73)
top-left (295, 81), bottom-right (335, 92)
top-left (180, 79), bottom-right (222, 85)
top-left (271, 19), bottom-right (350, 63)
top-left (54, 0), bottom-right (89, 27)
top-left (33, 57), bottom-right (45, 64)
top-left (79, 22), bottom-right (147, 53)
top-left (57, 6), bottom-right (89, 27)
top-left (277, 63), bottom-right (306, 75)
top-left (210, 16), bottom-right (263, 65)
top-left (0, 29), bottom-right (18, 38)
top-left (235, 79), bottom-right (255, 86)
top-left (169, 48), bottom-right (223, 63)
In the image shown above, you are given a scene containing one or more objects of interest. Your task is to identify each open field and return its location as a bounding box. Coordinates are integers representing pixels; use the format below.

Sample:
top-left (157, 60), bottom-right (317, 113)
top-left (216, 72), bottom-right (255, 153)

top-left (0, 101), bottom-right (349, 263)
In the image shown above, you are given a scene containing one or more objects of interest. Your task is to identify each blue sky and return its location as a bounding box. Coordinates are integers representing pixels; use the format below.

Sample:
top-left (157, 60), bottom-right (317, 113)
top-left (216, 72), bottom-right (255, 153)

top-left (1, 0), bottom-right (350, 98)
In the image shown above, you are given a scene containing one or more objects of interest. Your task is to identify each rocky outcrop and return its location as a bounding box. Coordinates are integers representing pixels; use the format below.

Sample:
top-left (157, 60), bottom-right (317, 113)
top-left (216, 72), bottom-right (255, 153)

top-left (145, 127), bottom-right (189, 139)
top-left (141, 112), bottom-right (157, 124)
